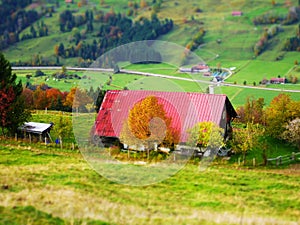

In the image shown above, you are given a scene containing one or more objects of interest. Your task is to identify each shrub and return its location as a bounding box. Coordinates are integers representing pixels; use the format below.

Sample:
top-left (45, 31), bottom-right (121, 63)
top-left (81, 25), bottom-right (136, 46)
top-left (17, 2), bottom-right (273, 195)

top-left (35, 69), bottom-right (45, 77)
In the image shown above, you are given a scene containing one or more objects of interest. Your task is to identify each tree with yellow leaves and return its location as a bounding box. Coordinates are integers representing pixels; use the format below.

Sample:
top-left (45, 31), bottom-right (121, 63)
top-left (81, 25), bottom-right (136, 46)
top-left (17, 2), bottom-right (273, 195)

top-left (120, 96), bottom-right (179, 152)
top-left (140, 0), bottom-right (147, 8)
top-left (187, 121), bottom-right (224, 150)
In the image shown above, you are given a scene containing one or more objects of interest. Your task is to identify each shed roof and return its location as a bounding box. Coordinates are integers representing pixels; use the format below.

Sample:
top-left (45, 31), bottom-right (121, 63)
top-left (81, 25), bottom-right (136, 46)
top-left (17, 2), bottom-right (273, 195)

top-left (94, 90), bottom-right (237, 142)
top-left (19, 122), bottom-right (53, 135)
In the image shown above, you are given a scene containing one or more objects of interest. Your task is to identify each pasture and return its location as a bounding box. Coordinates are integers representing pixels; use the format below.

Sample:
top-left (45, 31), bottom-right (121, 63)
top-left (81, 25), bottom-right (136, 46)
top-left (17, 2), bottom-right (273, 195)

top-left (0, 138), bottom-right (299, 225)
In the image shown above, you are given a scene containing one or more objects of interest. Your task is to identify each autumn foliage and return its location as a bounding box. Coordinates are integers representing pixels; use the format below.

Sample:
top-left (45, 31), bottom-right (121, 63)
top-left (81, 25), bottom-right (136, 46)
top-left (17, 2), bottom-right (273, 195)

top-left (187, 121), bottom-right (224, 149)
top-left (232, 93), bottom-right (300, 160)
top-left (120, 96), bottom-right (179, 150)
top-left (22, 85), bottom-right (100, 112)
top-left (0, 52), bottom-right (31, 135)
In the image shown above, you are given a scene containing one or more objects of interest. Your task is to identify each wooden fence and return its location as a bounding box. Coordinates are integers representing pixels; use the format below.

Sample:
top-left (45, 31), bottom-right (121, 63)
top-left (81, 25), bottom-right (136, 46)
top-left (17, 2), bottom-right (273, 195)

top-left (267, 152), bottom-right (300, 166)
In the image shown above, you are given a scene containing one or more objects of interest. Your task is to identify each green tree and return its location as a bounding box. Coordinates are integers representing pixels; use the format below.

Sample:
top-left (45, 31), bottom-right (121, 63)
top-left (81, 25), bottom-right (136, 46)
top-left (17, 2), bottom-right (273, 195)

top-left (53, 115), bottom-right (73, 142)
top-left (230, 123), bottom-right (264, 163)
top-left (0, 52), bottom-right (31, 135)
top-left (187, 121), bottom-right (224, 150)
top-left (265, 93), bottom-right (291, 138)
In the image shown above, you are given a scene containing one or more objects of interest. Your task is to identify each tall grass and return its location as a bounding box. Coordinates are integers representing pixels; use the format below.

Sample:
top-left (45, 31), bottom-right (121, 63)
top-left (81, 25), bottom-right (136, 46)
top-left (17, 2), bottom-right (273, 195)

top-left (0, 138), bottom-right (299, 225)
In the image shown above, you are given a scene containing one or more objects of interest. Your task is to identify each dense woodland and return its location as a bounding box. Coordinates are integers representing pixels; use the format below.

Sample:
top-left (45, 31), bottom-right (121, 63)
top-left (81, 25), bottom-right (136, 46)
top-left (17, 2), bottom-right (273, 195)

top-left (0, 0), bottom-right (173, 66)
top-left (0, 0), bottom-right (43, 49)
top-left (55, 11), bottom-right (172, 61)
top-left (1, 0), bottom-right (300, 64)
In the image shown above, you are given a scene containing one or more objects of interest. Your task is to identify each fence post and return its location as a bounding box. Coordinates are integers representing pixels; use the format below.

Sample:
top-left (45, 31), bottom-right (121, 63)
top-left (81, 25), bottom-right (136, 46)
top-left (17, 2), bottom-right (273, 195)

top-left (253, 158), bottom-right (256, 167)
top-left (60, 136), bottom-right (62, 149)
top-left (292, 152), bottom-right (295, 161)
top-left (276, 157), bottom-right (280, 166)
top-left (15, 133), bottom-right (17, 141)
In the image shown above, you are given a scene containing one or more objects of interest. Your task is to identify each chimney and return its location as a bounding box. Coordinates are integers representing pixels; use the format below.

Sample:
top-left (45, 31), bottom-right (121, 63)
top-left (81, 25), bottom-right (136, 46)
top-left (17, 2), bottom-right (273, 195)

top-left (209, 85), bottom-right (214, 94)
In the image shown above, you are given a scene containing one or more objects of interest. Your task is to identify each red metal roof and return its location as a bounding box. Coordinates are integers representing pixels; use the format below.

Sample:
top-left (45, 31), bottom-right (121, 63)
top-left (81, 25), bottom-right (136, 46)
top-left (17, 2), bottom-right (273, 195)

top-left (270, 78), bottom-right (285, 83)
top-left (94, 90), bottom-right (235, 142)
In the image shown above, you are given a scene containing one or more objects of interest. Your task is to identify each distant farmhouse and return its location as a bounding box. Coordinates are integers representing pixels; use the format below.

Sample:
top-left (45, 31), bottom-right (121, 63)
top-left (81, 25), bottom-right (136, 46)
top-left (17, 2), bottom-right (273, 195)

top-left (270, 77), bottom-right (286, 84)
top-left (93, 90), bottom-right (237, 147)
top-left (261, 77), bottom-right (287, 85)
top-left (179, 63), bottom-right (210, 73)
top-left (232, 11), bottom-right (243, 16)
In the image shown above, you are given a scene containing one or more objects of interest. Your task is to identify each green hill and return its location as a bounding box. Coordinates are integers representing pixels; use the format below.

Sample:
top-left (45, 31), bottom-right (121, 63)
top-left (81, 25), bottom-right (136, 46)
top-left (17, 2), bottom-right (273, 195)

top-left (2, 0), bottom-right (300, 99)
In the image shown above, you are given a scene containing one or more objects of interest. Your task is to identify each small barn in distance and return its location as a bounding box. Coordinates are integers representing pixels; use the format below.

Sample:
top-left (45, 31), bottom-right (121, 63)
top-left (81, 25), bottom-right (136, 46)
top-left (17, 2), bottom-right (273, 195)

top-left (18, 122), bottom-right (54, 142)
top-left (270, 77), bottom-right (286, 84)
top-left (93, 90), bottom-right (237, 147)
top-left (232, 11), bottom-right (243, 16)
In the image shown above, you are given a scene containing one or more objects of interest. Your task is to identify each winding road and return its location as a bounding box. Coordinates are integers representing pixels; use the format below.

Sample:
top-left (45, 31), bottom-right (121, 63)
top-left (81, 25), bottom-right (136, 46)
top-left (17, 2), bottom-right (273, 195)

top-left (12, 66), bottom-right (300, 93)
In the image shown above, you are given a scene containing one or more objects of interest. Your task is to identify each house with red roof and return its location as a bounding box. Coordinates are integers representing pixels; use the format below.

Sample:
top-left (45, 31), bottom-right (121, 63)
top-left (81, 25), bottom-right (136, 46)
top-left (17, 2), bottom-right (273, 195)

top-left (270, 77), bottom-right (286, 84)
top-left (232, 11), bottom-right (243, 16)
top-left (92, 90), bottom-right (237, 147)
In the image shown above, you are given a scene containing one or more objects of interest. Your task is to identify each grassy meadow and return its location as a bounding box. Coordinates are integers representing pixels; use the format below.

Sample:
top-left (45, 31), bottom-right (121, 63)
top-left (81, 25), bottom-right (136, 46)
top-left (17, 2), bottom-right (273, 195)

top-left (5, 0), bottom-right (300, 107)
top-left (0, 137), bottom-right (300, 225)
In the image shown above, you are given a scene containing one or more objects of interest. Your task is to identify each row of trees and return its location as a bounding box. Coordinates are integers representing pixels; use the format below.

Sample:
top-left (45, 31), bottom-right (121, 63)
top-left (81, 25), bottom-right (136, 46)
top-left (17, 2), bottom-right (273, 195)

top-left (235, 94), bottom-right (300, 152)
top-left (20, 21), bottom-right (49, 41)
top-left (253, 6), bottom-right (300, 25)
top-left (254, 25), bottom-right (281, 56)
top-left (0, 1), bottom-right (42, 50)
top-left (0, 0), bottom-right (33, 34)
top-left (59, 10), bottom-right (88, 32)
top-left (283, 24), bottom-right (300, 51)
top-left (185, 28), bottom-right (206, 52)
top-left (56, 13), bottom-right (173, 61)
top-left (22, 86), bottom-right (106, 113)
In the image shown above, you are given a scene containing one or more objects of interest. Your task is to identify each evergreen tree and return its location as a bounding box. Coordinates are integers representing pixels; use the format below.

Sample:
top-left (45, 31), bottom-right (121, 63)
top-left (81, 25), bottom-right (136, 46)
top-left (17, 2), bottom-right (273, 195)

top-left (0, 52), bottom-right (31, 135)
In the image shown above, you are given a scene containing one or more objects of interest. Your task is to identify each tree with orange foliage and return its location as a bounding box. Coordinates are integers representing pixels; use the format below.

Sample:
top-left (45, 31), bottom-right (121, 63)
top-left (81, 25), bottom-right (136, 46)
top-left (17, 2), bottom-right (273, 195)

top-left (120, 96), bottom-right (179, 151)
top-left (33, 87), bottom-right (48, 110)
top-left (140, 0), bottom-right (147, 8)
top-left (236, 96), bottom-right (265, 125)
top-left (54, 45), bottom-right (59, 56)
top-left (46, 88), bottom-right (63, 110)
top-left (22, 88), bottom-right (34, 109)
top-left (64, 87), bottom-right (93, 112)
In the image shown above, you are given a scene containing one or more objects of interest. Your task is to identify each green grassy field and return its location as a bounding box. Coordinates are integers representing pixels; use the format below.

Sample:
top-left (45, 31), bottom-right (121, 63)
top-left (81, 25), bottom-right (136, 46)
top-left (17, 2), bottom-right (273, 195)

top-left (15, 67), bottom-right (300, 107)
top-left (5, 0), bottom-right (300, 107)
top-left (221, 85), bottom-right (300, 107)
top-left (16, 69), bottom-right (111, 92)
top-left (0, 138), bottom-right (299, 225)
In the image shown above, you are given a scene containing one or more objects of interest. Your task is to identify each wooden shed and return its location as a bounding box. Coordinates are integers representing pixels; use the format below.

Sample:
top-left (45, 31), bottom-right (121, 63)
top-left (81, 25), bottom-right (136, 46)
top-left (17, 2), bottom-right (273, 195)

top-left (18, 122), bottom-right (54, 142)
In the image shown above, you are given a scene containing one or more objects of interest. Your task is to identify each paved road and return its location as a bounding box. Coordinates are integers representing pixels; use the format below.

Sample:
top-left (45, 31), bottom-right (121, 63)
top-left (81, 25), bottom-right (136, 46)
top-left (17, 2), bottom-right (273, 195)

top-left (12, 66), bottom-right (300, 93)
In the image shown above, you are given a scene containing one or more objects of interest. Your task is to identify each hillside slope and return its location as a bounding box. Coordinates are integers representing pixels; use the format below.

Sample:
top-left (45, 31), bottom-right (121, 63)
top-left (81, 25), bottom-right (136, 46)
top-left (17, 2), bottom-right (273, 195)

top-left (2, 0), bottom-right (300, 84)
